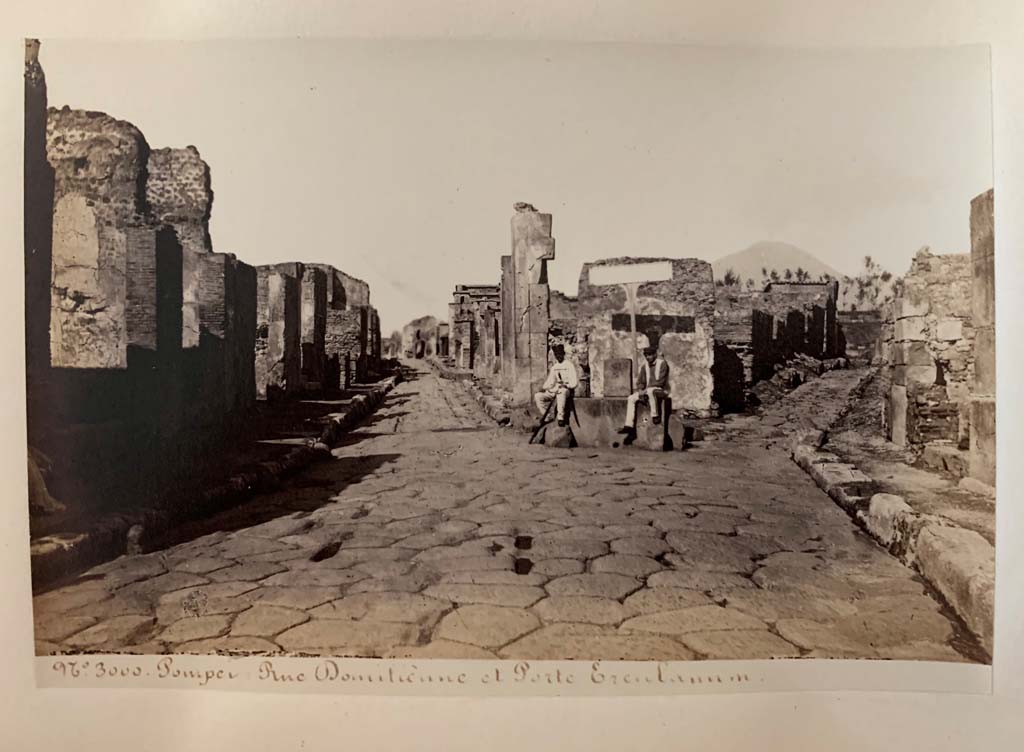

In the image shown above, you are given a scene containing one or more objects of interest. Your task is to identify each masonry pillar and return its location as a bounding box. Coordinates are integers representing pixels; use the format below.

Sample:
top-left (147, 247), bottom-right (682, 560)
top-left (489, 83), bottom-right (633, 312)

top-left (300, 265), bottom-right (328, 389)
top-left (256, 265), bottom-right (302, 399)
top-left (145, 146), bottom-right (213, 349)
top-left (510, 204), bottom-right (555, 404)
top-left (969, 189), bottom-right (996, 485)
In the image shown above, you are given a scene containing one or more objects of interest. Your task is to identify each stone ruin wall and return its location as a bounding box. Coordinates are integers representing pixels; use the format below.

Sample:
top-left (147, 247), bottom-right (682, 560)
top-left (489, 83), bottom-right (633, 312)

top-left (577, 257), bottom-right (717, 417)
top-left (882, 248), bottom-right (975, 448)
top-left (836, 310), bottom-right (883, 365)
top-left (25, 44), bottom-right (380, 520)
top-left (712, 281), bottom-right (841, 411)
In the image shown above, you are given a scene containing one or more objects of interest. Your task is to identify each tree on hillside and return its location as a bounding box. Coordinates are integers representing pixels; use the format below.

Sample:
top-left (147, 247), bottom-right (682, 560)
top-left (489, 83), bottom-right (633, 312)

top-left (838, 255), bottom-right (902, 311)
top-left (769, 268), bottom-right (780, 283)
top-left (783, 268), bottom-right (793, 281)
top-left (795, 266), bottom-right (809, 282)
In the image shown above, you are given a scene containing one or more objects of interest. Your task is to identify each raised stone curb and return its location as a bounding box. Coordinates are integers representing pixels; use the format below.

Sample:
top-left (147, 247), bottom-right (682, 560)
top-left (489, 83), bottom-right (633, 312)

top-left (30, 375), bottom-right (401, 589)
top-left (791, 440), bottom-right (994, 656)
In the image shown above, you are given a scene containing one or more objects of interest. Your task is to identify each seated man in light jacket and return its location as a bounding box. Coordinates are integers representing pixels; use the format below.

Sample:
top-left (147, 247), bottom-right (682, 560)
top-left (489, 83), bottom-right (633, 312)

top-left (534, 344), bottom-right (579, 427)
top-left (620, 345), bottom-right (670, 433)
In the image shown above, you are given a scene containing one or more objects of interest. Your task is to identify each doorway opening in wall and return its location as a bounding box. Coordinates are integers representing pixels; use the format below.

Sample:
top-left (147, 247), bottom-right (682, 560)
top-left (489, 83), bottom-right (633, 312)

top-left (494, 320), bottom-right (500, 358)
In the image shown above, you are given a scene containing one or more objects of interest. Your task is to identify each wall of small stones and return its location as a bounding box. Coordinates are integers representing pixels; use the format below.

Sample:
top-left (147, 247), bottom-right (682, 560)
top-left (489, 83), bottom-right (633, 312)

top-left (882, 248), bottom-right (975, 448)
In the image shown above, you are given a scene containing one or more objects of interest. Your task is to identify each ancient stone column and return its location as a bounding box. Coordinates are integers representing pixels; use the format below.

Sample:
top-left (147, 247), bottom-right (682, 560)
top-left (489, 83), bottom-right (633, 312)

top-left (145, 146), bottom-right (213, 349)
top-left (510, 204), bottom-right (555, 404)
top-left (969, 189), bottom-right (996, 485)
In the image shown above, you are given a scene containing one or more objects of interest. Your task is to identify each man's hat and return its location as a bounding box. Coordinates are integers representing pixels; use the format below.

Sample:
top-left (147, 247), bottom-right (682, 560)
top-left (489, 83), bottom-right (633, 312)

top-left (642, 346), bottom-right (657, 356)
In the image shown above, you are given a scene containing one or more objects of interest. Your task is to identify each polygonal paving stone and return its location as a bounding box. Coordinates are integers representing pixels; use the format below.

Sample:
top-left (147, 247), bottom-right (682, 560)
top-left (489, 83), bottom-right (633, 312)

top-left (622, 588), bottom-right (715, 615)
top-left (159, 614), bottom-right (233, 643)
top-left (310, 593), bottom-right (451, 624)
top-left (774, 618), bottom-right (877, 656)
top-left (422, 584), bottom-right (546, 608)
top-left (33, 583), bottom-right (113, 614)
top-left (206, 562), bottom-right (287, 582)
top-left (527, 539), bottom-right (609, 560)
top-left (721, 591), bottom-right (859, 623)
top-left (532, 596), bottom-right (631, 626)
top-left (218, 536), bottom-right (291, 557)
top-left (230, 605), bottom-right (309, 637)
top-left (175, 636), bottom-right (281, 654)
top-left (530, 558), bottom-right (585, 577)
top-left (679, 629), bottom-right (802, 659)
top-left (874, 641), bottom-right (970, 662)
top-left (590, 554), bottom-right (663, 578)
top-left (439, 570), bottom-right (548, 587)
top-left (619, 605), bottom-right (766, 636)
top-left (604, 524), bottom-right (664, 539)
top-left (243, 586), bottom-right (343, 610)
top-left (232, 515), bottom-right (316, 540)
top-left (384, 640), bottom-right (498, 659)
top-left (751, 567), bottom-right (858, 599)
top-left (64, 615), bottom-right (156, 649)
top-left (534, 526), bottom-right (618, 542)
top-left (260, 569), bottom-right (367, 588)
top-left (275, 620), bottom-right (418, 655)
top-left (474, 521), bottom-right (564, 537)
top-left (646, 569), bottom-right (755, 592)
top-left (498, 623), bottom-right (694, 661)
top-left (655, 512), bottom-right (740, 535)
top-left (417, 555), bottom-right (515, 573)
top-left (118, 572), bottom-right (212, 600)
top-left (664, 533), bottom-right (763, 574)
top-left (610, 537), bottom-right (672, 558)
top-left (347, 572), bottom-right (436, 594)
top-left (434, 605), bottom-right (540, 648)
top-left (546, 573), bottom-right (641, 600)
top-left (351, 560), bottom-right (414, 579)
top-left (757, 551), bottom-right (827, 570)
top-left (34, 614), bottom-right (97, 643)
top-left (169, 556), bottom-right (235, 575)
top-left (155, 593), bottom-right (252, 626)
top-left (829, 608), bottom-right (954, 648)
top-left (412, 537), bottom-right (515, 561)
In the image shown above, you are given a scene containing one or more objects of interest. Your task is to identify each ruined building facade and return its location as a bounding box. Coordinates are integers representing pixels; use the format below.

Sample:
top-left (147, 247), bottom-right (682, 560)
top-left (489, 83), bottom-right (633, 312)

top-left (880, 190), bottom-right (995, 487)
top-left (24, 42), bottom-right (382, 524)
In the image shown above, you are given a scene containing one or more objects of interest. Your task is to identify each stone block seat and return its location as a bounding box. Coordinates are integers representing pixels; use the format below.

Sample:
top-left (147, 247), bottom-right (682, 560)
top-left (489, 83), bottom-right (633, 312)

top-left (562, 397), bottom-right (699, 451)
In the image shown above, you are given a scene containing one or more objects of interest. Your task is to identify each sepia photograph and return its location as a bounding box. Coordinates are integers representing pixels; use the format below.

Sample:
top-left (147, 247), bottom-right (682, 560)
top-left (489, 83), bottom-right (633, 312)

top-left (24, 37), bottom-right (995, 670)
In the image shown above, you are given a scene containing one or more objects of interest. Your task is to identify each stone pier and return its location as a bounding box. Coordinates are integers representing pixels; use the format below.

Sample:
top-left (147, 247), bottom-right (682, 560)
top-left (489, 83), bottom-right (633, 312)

top-left (969, 189), bottom-right (995, 485)
top-left (256, 264), bottom-right (302, 399)
top-left (509, 204), bottom-right (556, 404)
top-left (146, 146), bottom-right (213, 349)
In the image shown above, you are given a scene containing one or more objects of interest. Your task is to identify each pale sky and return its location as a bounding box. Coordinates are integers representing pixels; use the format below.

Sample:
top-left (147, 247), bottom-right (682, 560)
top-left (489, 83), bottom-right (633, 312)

top-left (40, 40), bottom-right (992, 333)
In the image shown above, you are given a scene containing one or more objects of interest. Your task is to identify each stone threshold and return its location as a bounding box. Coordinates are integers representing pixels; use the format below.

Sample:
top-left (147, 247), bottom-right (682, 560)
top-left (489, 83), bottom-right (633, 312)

top-left (30, 375), bottom-right (401, 592)
top-left (788, 388), bottom-right (994, 658)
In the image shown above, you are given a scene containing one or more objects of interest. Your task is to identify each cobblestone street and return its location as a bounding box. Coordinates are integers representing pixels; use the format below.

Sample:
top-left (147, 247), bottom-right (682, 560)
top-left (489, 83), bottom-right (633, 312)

top-left (33, 361), bottom-right (983, 662)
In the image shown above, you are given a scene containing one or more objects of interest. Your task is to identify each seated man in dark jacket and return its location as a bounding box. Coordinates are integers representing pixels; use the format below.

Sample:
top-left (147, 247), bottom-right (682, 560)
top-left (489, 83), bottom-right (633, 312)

top-left (620, 346), bottom-right (669, 432)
